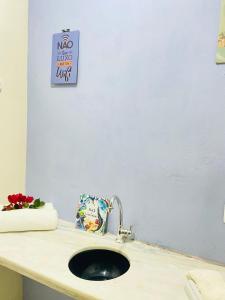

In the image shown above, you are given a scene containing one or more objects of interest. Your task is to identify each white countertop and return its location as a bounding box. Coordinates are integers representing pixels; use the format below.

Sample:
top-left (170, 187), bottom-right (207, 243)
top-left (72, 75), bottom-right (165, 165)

top-left (0, 220), bottom-right (225, 300)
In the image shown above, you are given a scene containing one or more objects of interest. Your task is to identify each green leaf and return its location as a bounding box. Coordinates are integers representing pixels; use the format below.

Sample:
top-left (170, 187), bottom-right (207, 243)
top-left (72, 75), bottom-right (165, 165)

top-left (29, 199), bottom-right (45, 209)
top-left (34, 198), bottom-right (41, 208)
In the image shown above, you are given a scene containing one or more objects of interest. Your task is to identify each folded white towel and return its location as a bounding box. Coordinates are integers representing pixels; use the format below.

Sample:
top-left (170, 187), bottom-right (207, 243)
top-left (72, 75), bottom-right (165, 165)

top-left (0, 203), bottom-right (58, 232)
top-left (185, 269), bottom-right (225, 300)
top-left (185, 279), bottom-right (203, 300)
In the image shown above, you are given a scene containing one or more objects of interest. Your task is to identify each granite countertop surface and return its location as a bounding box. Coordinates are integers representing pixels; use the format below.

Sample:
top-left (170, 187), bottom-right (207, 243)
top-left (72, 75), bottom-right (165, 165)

top-left (0, 219), bottom-right (225, 300)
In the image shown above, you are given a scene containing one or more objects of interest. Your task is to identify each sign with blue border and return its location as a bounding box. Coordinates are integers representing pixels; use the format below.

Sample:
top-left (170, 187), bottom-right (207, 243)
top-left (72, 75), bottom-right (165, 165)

top-left (51, 30), bottom-right (79, 84)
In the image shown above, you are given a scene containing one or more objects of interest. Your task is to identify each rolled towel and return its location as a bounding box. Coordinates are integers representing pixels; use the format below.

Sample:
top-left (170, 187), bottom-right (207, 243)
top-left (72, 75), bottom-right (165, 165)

top-left (0, 203), bottom-right (58, 232)
top-left (185, 279), bottom-right (202, 300)
top-left (185, 269), bottom-right (225, 300)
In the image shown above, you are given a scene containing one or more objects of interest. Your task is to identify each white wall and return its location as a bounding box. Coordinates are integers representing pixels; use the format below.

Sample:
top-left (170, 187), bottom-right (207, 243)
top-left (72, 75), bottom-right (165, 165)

top-left (0, 266), bottom-right (22, 300)
top-left (0, 0), bottom-right (28, 202)
top-left (0, 1), bottom-right (27, 297)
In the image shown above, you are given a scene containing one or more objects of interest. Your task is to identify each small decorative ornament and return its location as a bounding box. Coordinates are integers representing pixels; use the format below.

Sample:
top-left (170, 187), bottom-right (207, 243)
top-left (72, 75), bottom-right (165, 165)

top-left (76, 194), bottom-right (110, 235)
top-left (1, 193), bottom-right (45, 211)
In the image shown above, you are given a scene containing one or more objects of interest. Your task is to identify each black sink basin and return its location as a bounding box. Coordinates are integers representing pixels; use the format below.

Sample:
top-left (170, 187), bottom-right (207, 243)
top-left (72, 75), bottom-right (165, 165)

top-left (68, 249), bottom-right (130, 281)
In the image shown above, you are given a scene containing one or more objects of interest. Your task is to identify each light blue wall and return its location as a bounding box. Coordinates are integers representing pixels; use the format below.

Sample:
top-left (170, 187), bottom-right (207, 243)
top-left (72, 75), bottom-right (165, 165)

top-left (26, 0), bottom-right (225, 298)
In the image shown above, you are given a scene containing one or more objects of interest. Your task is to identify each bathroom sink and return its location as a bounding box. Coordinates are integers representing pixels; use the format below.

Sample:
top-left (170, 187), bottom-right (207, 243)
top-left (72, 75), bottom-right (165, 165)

top-left (68, 249), bottom-right (130, 281)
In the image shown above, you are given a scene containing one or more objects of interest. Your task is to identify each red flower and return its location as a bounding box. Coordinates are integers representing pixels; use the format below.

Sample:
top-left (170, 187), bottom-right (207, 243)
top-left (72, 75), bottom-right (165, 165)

top-left (8, 195), bottom-right (13, 203)
top-left (2, 193), bottom-right (38, 211)
top-left (7, 193), bottom-right (33, 204)
top-left (8, 194), bottom-right (19, 204)
top-left (15, 193), bottom-right (22, 203)
top-left (26, 196), bottom-right (34, 203)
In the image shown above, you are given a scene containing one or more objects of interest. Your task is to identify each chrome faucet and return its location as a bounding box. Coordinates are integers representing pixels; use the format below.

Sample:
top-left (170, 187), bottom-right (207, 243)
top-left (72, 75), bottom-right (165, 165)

top-left (109, 195), bottom-right (135, 243)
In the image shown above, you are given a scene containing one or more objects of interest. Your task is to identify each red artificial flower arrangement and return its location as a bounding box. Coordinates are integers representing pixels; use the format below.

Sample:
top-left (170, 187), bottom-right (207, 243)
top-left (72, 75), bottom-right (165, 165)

top-left (2, 193), bottom-right (45, 211)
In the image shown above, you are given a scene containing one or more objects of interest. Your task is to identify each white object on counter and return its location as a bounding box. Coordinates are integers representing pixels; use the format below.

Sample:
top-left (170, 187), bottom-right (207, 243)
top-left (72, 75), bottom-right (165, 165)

top-left (0, 203), bottom-right (58, 232)
top-left (185, 269), bottom-right (225, 300)
top-left (185, 279), bottom-right (202, 300)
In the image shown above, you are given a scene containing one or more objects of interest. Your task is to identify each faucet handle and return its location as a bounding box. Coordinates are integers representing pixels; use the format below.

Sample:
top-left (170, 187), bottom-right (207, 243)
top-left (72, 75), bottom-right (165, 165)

top-left (128, 225), bottom-right (135, 240)
top-left (129, 225), bottom-right (133, 232)
top-left (118, 225), bottom-right (135, 242)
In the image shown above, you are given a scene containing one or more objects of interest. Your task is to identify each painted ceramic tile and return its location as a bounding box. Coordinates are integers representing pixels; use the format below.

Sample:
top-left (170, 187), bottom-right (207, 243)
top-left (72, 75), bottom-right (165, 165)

top-left (216, 0), bottom-right (225, 63)
top-left (76, 194), bottom-right (110, 235)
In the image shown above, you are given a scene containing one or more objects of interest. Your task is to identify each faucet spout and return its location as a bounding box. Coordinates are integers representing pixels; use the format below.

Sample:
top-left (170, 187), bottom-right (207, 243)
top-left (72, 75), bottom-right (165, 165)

top-left (110, 195), bottom-right (124, 230)
top-left (109, 195), bottom-right (134, 243)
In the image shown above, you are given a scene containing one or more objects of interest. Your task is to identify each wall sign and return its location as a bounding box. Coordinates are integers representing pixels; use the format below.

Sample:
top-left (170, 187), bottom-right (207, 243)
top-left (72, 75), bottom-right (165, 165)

top-left (216, 0), bottom-right (225, 64)
top-left (51, 30), bottom-right (79, 84)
